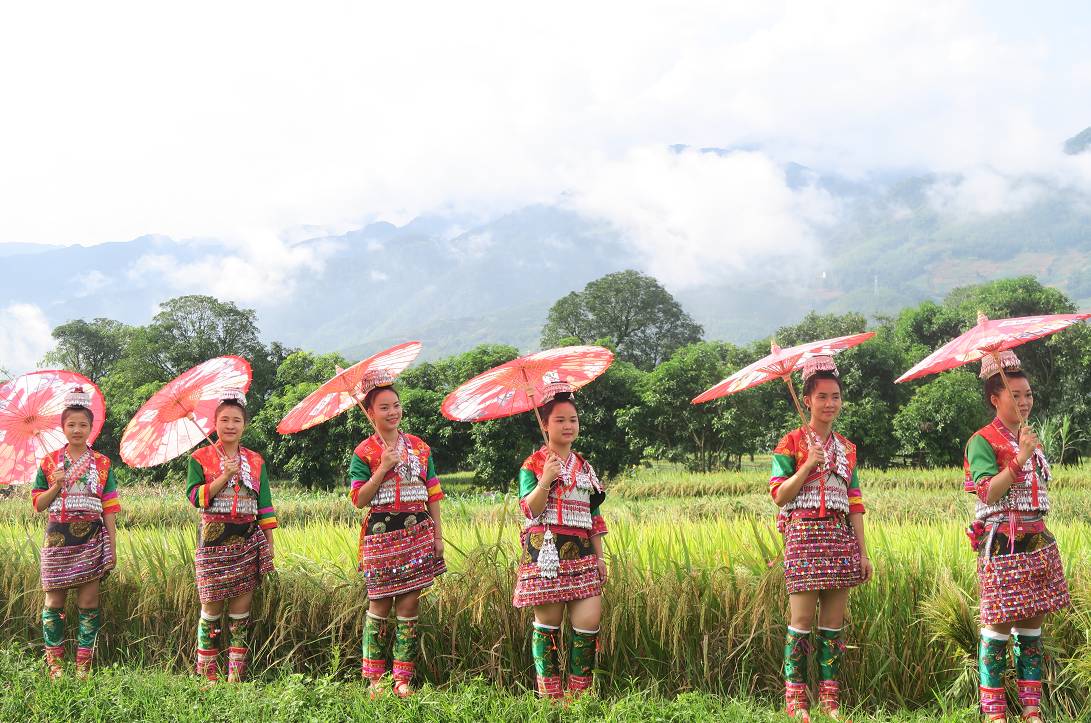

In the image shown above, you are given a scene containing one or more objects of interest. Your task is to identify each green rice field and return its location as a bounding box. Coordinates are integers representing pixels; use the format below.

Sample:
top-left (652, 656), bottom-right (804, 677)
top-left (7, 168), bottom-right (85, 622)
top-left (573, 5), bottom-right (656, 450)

top-left (1, 464), bottom-right (1089, 721)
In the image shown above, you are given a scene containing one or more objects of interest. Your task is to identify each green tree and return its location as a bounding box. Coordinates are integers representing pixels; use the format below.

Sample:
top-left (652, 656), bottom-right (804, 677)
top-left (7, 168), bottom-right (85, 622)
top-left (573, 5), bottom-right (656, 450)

top-left (620, 341), bottom-right (755, 472)
top-left (541, 270), bottom-right (703, 370)
top-left (249, 351), bottom-right (365, 490)
top-left (564, 353), bottom-right (644, 478)
top-left (893, 371), bottom-right (986, 466)
top-left (400, 344), bottom-right (522, 476)
top-left (42, 318), bottom-right (132, 383)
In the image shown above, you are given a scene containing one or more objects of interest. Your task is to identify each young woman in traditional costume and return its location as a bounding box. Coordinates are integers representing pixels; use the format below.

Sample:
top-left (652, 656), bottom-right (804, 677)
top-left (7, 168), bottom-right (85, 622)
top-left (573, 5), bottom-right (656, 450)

top-left (186, 390), bottom-right (277, 683)
top-left (768, 357), bottom-right (872, 721)
top-left (965, 351), bottom-right (1069, 723)
top-left (513, 382), bottom-right (607, 700)
top-left (348, 374), bottom-right (446, 698)
top-left (32, 386), bottom-right (120, 679)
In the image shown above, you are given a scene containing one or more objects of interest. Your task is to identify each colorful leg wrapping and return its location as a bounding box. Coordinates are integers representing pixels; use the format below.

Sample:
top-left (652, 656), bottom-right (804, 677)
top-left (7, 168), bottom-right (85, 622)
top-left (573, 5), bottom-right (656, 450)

top-left (42, 607), bottom-right (65, 678)
top-left (1013, 627), bottom-right (1044, 714)
top-left (392, 616), bottom-right (419, 689)
top-left (532, 622), bottom-right (563, 699)
top-left (361, 611), bottom-right (392, 683)
top-left (817, 627), bottom-right (844, 713)
top-left (226, 612), bottom-right (251, 682)
top-left (76, 607), bottom-right (101, 676)
top-left (196, 611), bottom-right (221, 681)
top-left (979, 629), bottom-right (1009, 720)
top-left (567, 626), bottom-right (598, 696)
top-left (784, 626), bottom-right (812, 715)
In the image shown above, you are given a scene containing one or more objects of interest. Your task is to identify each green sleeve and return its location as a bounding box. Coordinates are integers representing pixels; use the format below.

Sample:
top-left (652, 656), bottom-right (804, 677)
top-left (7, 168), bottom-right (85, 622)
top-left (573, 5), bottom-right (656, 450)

top-left (103, 467), bottom-right (117, 493)
top-left (849, 466), bottom-right (860, 491)
top-left (186, 457), bottom-right (205, 507)
top-left (34, 467), bottom-right (48, 492)
top-left (257, 465), bottom-right (273, 511)
top-left (426, 455), bottom-right (438, 480)
top-left (518, 467), bottom-right (538, 499)
top-left (967, 434), bottom-right (999, 483)
top-left (770, 453), bottom-right (797, 479)
top-left (348, 452), bottom-right (372, 482)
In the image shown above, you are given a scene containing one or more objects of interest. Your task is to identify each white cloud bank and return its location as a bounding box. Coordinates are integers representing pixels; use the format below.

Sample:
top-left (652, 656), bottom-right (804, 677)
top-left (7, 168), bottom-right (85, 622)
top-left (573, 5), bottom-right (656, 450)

top-left (0, 304), bottom-right (53, 376)
top-left (1, 0), bottom-right (1090, 293)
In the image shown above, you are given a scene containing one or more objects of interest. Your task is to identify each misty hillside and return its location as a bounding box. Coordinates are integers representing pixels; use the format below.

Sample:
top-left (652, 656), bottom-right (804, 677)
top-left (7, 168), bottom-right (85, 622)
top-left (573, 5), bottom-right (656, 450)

top-left (3, 151), bottom-right (1090, 362)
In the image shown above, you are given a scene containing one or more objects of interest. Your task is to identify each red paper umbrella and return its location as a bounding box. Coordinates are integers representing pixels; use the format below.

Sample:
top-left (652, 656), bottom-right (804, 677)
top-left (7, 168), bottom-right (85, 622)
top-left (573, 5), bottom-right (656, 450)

top-left (895, 311), bottom-right (1091, 384)
top-left (0, 370), bottom-right (105, 486)
top-left (120, 356), bottom-right (252, 468)
top-left (441, 346), bottom-right (614, 436)
top-left (692, 332), bottom-right (876, 418)
top-left (276, 341), bottom-right (422, 434)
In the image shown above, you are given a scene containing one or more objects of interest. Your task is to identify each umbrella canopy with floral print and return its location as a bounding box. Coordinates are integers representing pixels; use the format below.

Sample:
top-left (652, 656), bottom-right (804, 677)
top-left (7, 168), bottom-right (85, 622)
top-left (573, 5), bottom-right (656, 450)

top-left (276, 341), bottom-right (422, 434)
top-left (895, 311), bottom-right (1091, 384)
top-left (120, 356), bottom-right (252, 468)
top-left (691, 332), bottom-right (876, 416)
top-left (440, 345), bottom-right (615, 425)
top-left (0, 370), bottom-right (105, 486)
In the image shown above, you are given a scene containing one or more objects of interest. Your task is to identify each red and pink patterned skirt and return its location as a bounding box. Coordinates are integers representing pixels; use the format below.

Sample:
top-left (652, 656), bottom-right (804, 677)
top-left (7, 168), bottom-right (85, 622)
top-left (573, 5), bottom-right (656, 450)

top-left (782, 513), bottom-right (863, 595)
top-left (977, 524), bottom-right (1069, 625)
top-left (40, 519), bottom-right (114, 591)
top-left (195, 518), bottom-right (274, 604)
top-left (513, 527), bottom-right (602, 608)
top-left (358, 509), bottom-right (446, 600)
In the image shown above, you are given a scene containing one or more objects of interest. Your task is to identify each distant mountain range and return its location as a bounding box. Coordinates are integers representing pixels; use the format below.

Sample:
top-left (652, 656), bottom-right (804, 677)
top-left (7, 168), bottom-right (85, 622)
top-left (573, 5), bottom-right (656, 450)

top-left (3, 131), bottom-right (1090, 363)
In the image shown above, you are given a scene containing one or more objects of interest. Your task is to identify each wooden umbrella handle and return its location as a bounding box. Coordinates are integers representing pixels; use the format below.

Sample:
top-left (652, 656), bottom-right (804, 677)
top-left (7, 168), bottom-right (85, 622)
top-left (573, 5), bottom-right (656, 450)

top-left (187, 414), bottom-right (225, 459)
top-left (991, 351), bottom-right (1027, 427)
top-left (519, 365), bottom-right (550, 446)
top-left (782, 374), bottom-right (817, 444)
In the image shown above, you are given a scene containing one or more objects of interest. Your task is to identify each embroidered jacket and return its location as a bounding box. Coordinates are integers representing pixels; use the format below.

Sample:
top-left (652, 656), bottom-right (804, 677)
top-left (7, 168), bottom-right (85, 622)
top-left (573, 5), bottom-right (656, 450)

top-left (33, 448), bottom-right (120, 522)
top-left (186, 445), bottom-right (277, 530)
top-left (769, 427), bottom-right (864, 516)
top-left (964, 417), bottom-right (1051, 520)
top-left (518, 447), bottom-right (607, 537)
top-left (348, 433), bottom-right (444, 512)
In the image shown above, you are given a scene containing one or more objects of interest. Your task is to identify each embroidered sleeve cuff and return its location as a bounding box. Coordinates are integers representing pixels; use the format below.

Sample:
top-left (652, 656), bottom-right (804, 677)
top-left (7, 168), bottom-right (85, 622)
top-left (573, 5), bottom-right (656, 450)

top-left (975, 477), bottom-right (993, 505)
top-left (769, 477), bottom-right (786, 500)
top-left (350, 479), bottom-right (366, 506)
top-left (591, 515), bottom-right (608, 537)
top-left (102, 496), bottom-right (122, 514)
top-left (30, 489), bottom-right (43, 509)
top-left (258, 517), bottom-right (278, 530)
top-left (520, 498), bottom-right (536, 520)
top-left (426, 477), bottom-right (444, 503)
top-left (848, 502), bottom-right (865, 515)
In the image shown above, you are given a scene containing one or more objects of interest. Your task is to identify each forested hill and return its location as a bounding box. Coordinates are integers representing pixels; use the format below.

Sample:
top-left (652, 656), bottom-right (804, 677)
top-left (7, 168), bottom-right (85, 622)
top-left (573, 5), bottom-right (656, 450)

top-left (3, 149), bottom-right (1090, 361)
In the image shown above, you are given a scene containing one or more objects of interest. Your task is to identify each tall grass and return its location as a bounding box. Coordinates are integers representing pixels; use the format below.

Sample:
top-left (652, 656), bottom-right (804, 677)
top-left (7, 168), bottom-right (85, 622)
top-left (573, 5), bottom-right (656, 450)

top-left (0, 509), bottom-right (1088, 715)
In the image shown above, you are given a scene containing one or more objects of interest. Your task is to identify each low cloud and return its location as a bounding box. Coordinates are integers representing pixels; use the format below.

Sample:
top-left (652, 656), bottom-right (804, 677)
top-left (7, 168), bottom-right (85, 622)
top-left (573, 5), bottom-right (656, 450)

top-left (127, 230), bottom-right (343, 305)
top-left (927, 168), bottom-right (1048, 217)
top-left (0, 304), bottom-right (53, 375)
top-left (565, 147), bottom-right (838, 288)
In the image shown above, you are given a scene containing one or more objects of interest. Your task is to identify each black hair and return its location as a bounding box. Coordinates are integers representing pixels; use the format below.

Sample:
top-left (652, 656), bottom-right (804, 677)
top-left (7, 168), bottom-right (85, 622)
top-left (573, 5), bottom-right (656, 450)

top-left (984, 370), bottom-right (1029, 410)
top-left (363, 385), bottom-right (399, 411)
top-left (61, 406), bottom-right (94, 425)
top-left (540, 392), bottom-right (577, 420)
top-left (802, 371), bottom-right (843, 399)
top-left (214, 398), bottom-right (249, 423)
